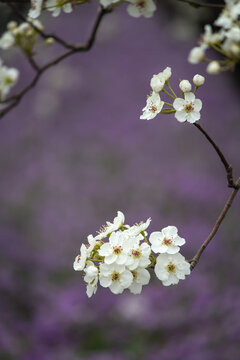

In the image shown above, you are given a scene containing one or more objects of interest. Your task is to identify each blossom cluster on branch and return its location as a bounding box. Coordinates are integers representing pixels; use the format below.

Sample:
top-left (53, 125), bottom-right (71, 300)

top-left (188, 0), bottom-right (240, 73)
top-left (73, 211), bottom-right (190, 297)
top-left (140, 66), bottom-right (205, 124)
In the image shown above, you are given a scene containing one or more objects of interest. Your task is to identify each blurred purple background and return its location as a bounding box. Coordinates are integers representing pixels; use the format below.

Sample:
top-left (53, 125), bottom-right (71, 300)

top-left (0, 2), bottom-right (240, 359)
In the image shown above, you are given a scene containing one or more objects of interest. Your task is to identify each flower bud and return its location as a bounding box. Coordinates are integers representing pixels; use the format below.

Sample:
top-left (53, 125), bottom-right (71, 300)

top-left (7, 21), bottom-right (17, 31)
top-left (230, 44), bottom-right (240, 57)
top-left (150, 74), bottom-right (165, 93)
top-left (188, 47), bottom-right (204, 64)
top-left (193, 74), bottom-right (205, 86)
top-left (179, 80), bottom-right (192, 93)
top-left (206, 61), bottom-right (221, 74)
top-left (45, 37), bottom-right (54, 45)
top-left (162, 66), bottom-right (172, 81)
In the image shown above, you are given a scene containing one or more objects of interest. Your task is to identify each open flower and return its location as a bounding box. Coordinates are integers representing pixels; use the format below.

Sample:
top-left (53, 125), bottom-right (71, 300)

top-left (149, 226), bottom-right (185, 254)
top-left (127, 242), bottom-right (151, 270)
top-left (154, 253), bottom-right (190, 286)
top-left (127, 0), bottom-right (157, 18)
top-left (173, 92), bottom-right (202, 123)
top-left (95, 211), bottom-right (125, 240)
top-left (73, 234), bottom-right (97, 271)
top-left (28, 0), bottom-right (43, 18)
top-left (99, 263), bottom-right (133, 294)
top-left (46, 0), bottom-right (72, 17)
top-left (129, 267), bottom-right (151, 294)
top-left (98, 231), bottom-right (131, 265)
top-left (83, 261), bottom-right (99, 298)
top-left (140, 92), bottom-right (163, 120)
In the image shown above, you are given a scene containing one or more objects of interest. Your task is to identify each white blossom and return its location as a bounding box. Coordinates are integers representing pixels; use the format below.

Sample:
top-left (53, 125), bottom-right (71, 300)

top-left (206, 61), bottom-right (221, 74)
top-left (215, 1), bottom-right (240, 29)
top-left (188, 46), bottom-right (205, 64)
top-left (127, 0), bottom-right (157, 18)
top-left (129, 267), bottom-right (150, 294)
top-left (28, 0), bottom-right (44, 18)
top-left (46, 0), bottom-right (73, 17)
top-left (73, 234), bottom-right (97, 271)
top-left (149, 226), bottom-right (185, 255)
top-left (0, 31), bottom-right (15, 50)
top-left (83, 261), bottom-right (99, 298)
top-left (150, 73), bottom-right (165, 93)
top-left (0, 61), bottom-right (19, 100)
top-left (95, 211), bottom-right (125, 240)
top-left (98, 231), bottom-right (132, 265)
top-left (173, 92), bottom-right (202, 123)
top-left (179, 80), bottom-right (192, 93)
top-left (193, 74), bottom-right (205, 87)
top-left (140, 92), bottom-right (164, 120)
top-left (154, 253), bottom-right (190, 286)
top-left (99, 263), bottom-right (133, 294)
top-left (125, 218), bottom-right (151, 237)
top-left (127, 242), bottom-right (151, 270)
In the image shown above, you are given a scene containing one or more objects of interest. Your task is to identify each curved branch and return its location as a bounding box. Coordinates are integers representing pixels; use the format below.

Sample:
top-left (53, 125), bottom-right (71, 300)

top-left (190, 177), bottom-right (240, 271)
top-left (193, 122), bottom-right (237, 189)
top-left (177, 0), bottom-right (224, 8)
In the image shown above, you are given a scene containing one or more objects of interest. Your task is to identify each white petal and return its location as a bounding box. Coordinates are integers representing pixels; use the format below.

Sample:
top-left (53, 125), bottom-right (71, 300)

top-left (184, 92), bottom-right (195, 102)
top-left (137, 268), bottom-right (151, 285)
top-left (99, 276), bottom-right (112, 288)
top-left (173, 98), bottom-right (185, 111)
top-left (187, 111), bottom-right (200, 123)
top-left (129, 282), bottom-right (142, 294)
top-left (175, 111), bottom-right (187, 123)
top-left (104, 253), bottom-right (117, 264)
top-left (162, 226), bottom-right (178, 237)
top-left (120, 270), bottom-right (133, 288)
top-left (110, 282), bottom-right (124, 294)
top-left (98, 243), bottom-right (112, 256)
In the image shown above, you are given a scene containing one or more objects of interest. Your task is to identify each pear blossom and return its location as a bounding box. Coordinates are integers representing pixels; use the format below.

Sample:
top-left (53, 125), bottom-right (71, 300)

top-left (127, 242), bottom-right (151, 270)
top-left (125, 218), bottom-right (151, 237)
top-left (215, 1), bottom-right (240, 29)
top-left (0, 31), bottom-right (15, 50)
top-left (46, 0), bottom-right (73, 17)
top-left (98, 231), bottom-right (132, 265)
top-left (99, 263), bottom-right (133, 294)
top-left (129, 267), bottom-right (150, 294)
top-left (127, 0), bottom-right (157, 18)
top-left (95, 211), bottom-right (125, 240)
top-left (0, 60), bottom-right (19, 100)
top-left (173, 92), bottom-right (202, 124)
top-left (73, 234), bottom-right (97, 271)
top-left (149, 226), bottom-right (185, 255)
top-left (28, 0), bottom-right (44, 18)
top-left (83, 261), bottom-right (99, 298)
top-left (140, 92), bottom-right (164, 120)
top-left (154, 253), bottom-right (191, 286)
top-left (150, 74), bottom-right (165, 93)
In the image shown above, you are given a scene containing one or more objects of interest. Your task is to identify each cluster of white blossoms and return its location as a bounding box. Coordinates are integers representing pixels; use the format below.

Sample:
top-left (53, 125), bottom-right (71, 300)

top-left (0, 58), bottom-right (19, 102)
top-left (0, 19), bottom-right (44, 56)
top-left (140, 67), bottom-right (204, 124)
top-left (28, 0), bottom-right (157, 19)
top-left (188, 0), bottom-right (240, 74)
top-left (73, 211), bottom-right (190, 297)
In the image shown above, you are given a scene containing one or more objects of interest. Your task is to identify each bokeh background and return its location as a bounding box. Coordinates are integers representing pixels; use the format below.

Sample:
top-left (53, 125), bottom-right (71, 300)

top-left (0, 1), bottom-right (240, 359)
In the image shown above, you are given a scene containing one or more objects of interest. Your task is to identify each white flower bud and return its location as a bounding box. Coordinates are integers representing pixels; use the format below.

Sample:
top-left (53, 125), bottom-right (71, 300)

top-left (188, 47), bottom-right (205, 64)
top-left (162, 66), bottom-right (172, 80)
top-left (45, 37), bottom-right (54, 45)
top-left (206, 61), bottom-right (221, 75)
top-left (179, 80), bottom-right (192, 93)
top-left (7, 21), bottom-right (18, 31)
top-left (193, 74), bottom-right (205, 86)
top-left (150, 74), bottom-right (165, 92)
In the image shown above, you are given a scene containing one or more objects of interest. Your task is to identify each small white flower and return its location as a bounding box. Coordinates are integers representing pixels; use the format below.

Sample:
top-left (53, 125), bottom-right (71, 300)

top-left (154, 253), bottom-right (190, 286)
top-left (0, 64), bottom-right (19, 100)
top-left (129, 267), bottom-right (151, 294)
top-left (46, 0), bottom-right (72, 17)
top-left (99, 263), bottom-right (133, 294)
top-left (125, 218), bottom-right (151, 237)
top-left (98, 231), bottom-right (131, 265)
top-left (28, 0), bottom-right (44, 18)
top-left (0, 31), bottom-right (15, 50)
top-left (173, 92), bottom-right (202, 124)
top-left (127, 0), bottom-right (157, 18)
top-left (127, 242), bottom-right (151, 270)
top-left (95, 211), bottom-right (125, 240)
top-left (188, 46), bottom-right (205, 64)
top-left (140, 92), bottom-right (164, 120)
top-left (206, 61), bottom-right (221, 74)
top-left (193, 74), bottom-right (205, 87)
top-left (149, 226), bottom-right (185, 255)
top-left (73, 234), bottom-right (97, 271)
top-left (83, 261), bottom-right (99, 298)
top-left (215, 2), bottom-right (240, 29)
top-left (179, 80), bottom-right (192, 93)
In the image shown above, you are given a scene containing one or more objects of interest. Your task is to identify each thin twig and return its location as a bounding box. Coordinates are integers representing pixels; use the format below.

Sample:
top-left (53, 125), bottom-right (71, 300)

top-left (190, 177), bottom-right (240, 270)
top-left (0, 6), bottom-right (110, 119)
top-left (177, 0), bottom-right (224, 8)
top-left (193, 123), bottom-right (237, 189)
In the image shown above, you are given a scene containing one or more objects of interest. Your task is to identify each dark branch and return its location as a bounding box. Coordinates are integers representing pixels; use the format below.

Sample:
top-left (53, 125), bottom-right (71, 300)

top-left (193, 123), bottom-right (237, 189)
top-left (177, 0), bottom-right (224, 8)
top-left (190, 177), bottom-right (240, 270)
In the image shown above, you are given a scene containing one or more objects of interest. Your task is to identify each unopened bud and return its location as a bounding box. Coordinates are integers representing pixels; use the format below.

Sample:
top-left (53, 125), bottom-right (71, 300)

top-left (193, 74), bottom-right (205, 86)
top-left (179, 80), bottom-right (192, 93)
top-left (188, 47), bottom-right (204, 64)
top-left (206, 61), bottom-right (221, 74)
top-left (45, 37), bottom-right (54, 45)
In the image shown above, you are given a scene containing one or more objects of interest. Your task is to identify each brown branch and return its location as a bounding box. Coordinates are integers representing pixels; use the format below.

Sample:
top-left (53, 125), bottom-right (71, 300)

top-left (0, 6), bottom-right (110, 119)
top-left (190, 177), bottom-right (240, 270)
top-left (193, 123), bottom-right (237, 189)
top-left (177, 0), bottom-right (224, 8)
